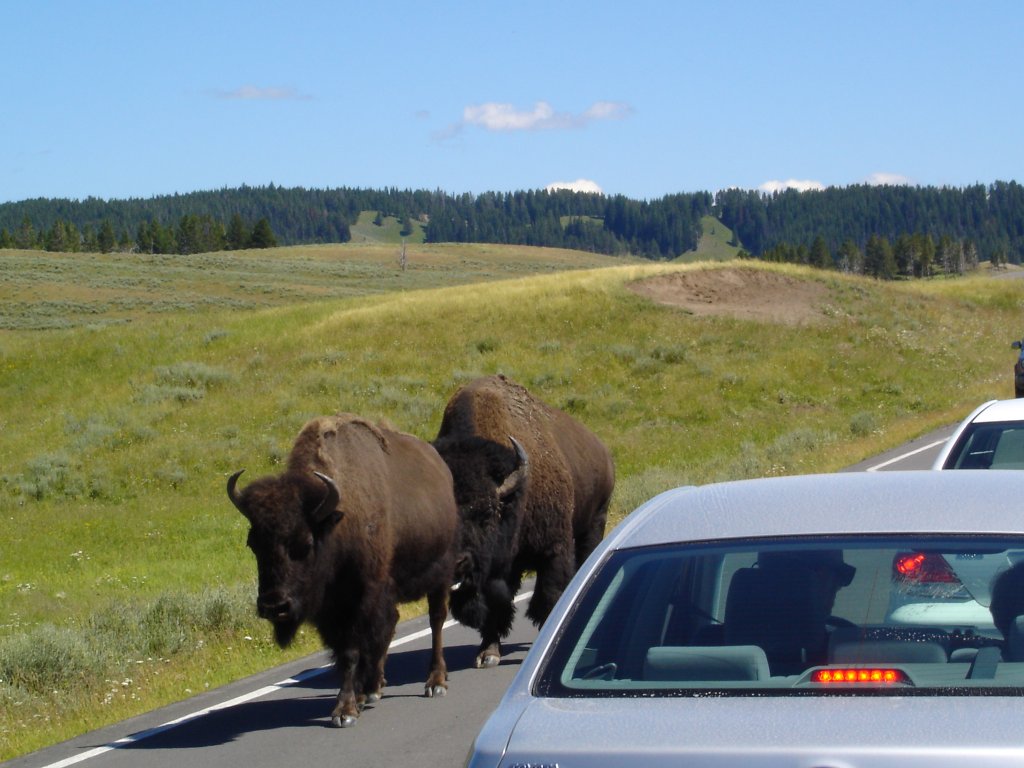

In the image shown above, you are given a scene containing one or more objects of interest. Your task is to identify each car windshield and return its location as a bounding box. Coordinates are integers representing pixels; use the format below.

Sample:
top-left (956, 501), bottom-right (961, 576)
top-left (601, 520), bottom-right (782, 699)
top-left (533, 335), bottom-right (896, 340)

top-left (942, 421), bottom-right (1024, 469)
top-left (536, 535), bottom-right (1024, 697)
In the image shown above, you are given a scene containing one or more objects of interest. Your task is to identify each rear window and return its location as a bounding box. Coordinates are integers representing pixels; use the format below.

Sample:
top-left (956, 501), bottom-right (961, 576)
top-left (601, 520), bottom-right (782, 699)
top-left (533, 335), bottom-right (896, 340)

top-left (535, 536), bottom-right (1024, 697)
top-left (943, 421), bottom-right (1024, 469)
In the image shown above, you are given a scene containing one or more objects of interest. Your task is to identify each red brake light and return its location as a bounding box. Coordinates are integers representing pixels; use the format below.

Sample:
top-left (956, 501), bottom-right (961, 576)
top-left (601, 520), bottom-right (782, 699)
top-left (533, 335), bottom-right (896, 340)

top-left (813, 668), bottom-right (907, 684)
top-left (892, 552), bottom-right (960, 583)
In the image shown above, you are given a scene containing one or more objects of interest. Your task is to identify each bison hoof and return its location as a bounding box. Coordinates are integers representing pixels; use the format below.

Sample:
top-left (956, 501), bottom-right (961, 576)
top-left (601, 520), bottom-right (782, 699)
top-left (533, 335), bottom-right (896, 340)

top-left (425, 684), bottom-right (448, 698)
top-left (331, 714), bottom-right (358, 728)
top-left (476, 654), bottom-right (500, 669)
top-left (365, 692), bottom-right (382, 704)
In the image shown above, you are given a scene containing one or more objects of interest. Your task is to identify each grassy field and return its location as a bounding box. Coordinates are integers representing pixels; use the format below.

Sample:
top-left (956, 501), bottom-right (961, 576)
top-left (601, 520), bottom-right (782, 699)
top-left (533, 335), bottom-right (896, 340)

top-left (1, 243), bottom-right (1021, 758)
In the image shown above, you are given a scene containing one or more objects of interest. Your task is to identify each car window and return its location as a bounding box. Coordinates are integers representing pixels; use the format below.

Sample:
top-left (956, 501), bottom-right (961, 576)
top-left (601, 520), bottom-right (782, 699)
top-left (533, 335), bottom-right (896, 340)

top-left (944, 422), bottom-right (1024, 469)
top-left (536, 536), bottom-right (1024, 697)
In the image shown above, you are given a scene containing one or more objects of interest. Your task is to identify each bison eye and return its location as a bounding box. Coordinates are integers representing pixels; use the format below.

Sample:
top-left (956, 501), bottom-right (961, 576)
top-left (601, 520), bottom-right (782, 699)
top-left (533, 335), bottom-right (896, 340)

top-left (289, 535), bottom-right (313, 561)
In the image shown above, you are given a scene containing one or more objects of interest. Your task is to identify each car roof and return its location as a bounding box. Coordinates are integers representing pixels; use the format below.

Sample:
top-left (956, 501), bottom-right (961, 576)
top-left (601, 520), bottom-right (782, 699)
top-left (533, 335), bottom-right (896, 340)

top-left (966, 398), bottom-right (1024, 424)
top-left (609, 470), bottom-right (1024, 550)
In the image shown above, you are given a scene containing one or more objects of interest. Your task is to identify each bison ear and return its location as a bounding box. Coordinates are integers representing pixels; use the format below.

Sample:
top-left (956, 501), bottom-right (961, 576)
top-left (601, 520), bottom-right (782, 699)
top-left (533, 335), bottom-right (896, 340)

top-left (310, 471), bottom-right (343, 528)
top-left (495, 436), bottom-right (529, 500)
top-left (227, 470), bottom-right (248, 517)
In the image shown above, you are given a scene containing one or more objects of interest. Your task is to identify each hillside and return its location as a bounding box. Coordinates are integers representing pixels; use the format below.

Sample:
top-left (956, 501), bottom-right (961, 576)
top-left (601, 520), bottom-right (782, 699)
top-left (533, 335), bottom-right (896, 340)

top-left (348, 210), bottom-right (426, 244)
top-left (1, 243), bottom-right (1021, 757)
top-left (677, 214), bottom-right (742, 262)
top-left (0, 242), bottom-right (629, 330)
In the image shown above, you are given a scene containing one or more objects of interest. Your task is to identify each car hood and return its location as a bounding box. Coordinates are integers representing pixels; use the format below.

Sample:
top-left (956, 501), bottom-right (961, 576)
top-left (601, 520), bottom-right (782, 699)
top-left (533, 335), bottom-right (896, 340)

top-left (475, 695), bottom-right (1024, 767)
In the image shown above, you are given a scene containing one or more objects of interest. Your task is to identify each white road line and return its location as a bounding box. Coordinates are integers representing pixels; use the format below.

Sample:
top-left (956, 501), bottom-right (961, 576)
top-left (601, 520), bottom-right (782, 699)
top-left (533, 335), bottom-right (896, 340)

top-left (864, 438), bottom-right (947, 471)
top-left (40, 590), bottom-right (534, 768)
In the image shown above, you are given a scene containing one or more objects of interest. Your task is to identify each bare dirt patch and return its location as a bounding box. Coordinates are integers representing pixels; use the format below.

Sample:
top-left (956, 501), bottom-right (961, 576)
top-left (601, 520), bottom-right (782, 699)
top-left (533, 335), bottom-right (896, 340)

top-left (628, 267), bottom-right (830, 326)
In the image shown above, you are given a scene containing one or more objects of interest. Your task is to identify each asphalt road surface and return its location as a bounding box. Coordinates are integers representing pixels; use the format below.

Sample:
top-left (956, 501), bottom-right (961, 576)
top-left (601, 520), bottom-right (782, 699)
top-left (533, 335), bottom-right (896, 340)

top-left (6, 427), bottom-right (958, 768)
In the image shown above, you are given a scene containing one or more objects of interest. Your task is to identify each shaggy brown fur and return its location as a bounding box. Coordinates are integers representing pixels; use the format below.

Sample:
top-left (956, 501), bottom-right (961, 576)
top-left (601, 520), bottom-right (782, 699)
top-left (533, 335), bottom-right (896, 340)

top-left (228, 414), bottom-right (457, 727)
top-left (433, 375), bottom-right (615, 668)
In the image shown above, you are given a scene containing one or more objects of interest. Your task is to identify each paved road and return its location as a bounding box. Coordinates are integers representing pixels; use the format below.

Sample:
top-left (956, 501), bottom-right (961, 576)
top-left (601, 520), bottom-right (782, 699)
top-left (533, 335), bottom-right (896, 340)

top-left (6, 430), bottom-right (957, 768)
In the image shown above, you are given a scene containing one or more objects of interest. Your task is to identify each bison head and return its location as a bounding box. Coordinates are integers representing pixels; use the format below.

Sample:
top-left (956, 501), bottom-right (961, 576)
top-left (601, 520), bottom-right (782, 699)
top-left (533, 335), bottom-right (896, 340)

top-left (227, 469), bottom-right (341, 648)
top-left (444, 437), bottom-right (528, 629)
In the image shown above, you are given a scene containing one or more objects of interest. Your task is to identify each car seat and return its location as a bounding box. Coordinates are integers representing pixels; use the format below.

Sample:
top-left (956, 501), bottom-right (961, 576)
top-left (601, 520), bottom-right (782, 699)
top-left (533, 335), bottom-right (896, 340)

top-left (1005, 615), bottom-right (1024, 661)
top-left (723, 565), bottom-right (830, 675)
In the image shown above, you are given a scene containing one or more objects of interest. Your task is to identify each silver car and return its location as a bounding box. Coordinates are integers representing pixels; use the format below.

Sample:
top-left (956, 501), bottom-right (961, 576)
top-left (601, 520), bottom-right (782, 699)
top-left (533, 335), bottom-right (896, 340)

top-left (466, 471), bottom-right (1024, 767)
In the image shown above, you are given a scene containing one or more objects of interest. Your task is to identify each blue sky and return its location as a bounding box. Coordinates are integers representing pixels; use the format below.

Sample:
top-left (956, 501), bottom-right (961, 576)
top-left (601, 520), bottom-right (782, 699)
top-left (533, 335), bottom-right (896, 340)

top-left (3, 0), bottom-right (1022, 204)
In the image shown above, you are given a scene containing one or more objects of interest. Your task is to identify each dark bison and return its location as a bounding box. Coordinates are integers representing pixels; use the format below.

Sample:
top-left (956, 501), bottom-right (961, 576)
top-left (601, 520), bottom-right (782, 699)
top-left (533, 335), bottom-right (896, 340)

top-left (227, 414), bottom-right (457, 727)
top-left (433, 374), bottom-right (615, 668)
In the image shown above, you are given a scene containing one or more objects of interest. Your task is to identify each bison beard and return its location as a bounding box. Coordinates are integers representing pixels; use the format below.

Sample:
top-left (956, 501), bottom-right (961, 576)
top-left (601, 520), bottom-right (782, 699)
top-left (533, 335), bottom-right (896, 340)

top-left (452, 577), bottom-right (514, 632)
top-left (228, 415), bottom-right (458, 728)
top-left (435, 375), bottom-right (615, 669)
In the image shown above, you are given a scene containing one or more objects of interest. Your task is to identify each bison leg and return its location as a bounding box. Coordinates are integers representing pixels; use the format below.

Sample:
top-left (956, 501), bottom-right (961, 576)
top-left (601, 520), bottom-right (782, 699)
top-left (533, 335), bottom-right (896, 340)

top-left (424, 586), bottom-right (450, 696)
top-left (475, 639), bottom-right (502, 669)
top-left (366, 602), bottom-right (398, 704)
top-left (331, 648), bottom-right (362, 728)
top-left (575, 498), bottom-right (610, 570)
top-left (353, 596), bottom-right (397, 708)
top-left (475, 576), bottom-right (518, 668)
top-left (527, 549), bottom-right (575, 627)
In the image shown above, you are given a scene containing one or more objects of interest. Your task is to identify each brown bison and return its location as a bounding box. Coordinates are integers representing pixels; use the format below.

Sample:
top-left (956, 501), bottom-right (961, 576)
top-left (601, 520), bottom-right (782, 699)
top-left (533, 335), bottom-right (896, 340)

top-left (433, 374), bottom-right (615, 668)
top-left (227, 414), bottom-right (457, 727)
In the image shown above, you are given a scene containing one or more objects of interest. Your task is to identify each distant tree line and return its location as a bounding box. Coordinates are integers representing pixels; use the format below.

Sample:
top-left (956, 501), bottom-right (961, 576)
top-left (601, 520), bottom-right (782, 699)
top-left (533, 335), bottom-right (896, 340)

top-left (751, 232), bottom-right (987, 279)
top-left (0, 185), bottom-right (711, 259)
top-left (1, 181), bottom-right (1023, 265)
top-left (716, 181), bottom-right (1024, 268)
top-left (0, 211), bottom-right (277, 254)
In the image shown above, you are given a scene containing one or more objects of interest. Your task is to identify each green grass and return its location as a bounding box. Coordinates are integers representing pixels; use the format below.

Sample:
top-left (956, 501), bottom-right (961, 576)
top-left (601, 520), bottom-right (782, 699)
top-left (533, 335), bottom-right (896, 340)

top-left (680, 215), bottom-right (742, 262)
top-left (349, 210), bottom-right (427, 244)
top-left (1, 245), bottom-right (1023, 758)
top-left (0, 242), bottom-right (626, 330)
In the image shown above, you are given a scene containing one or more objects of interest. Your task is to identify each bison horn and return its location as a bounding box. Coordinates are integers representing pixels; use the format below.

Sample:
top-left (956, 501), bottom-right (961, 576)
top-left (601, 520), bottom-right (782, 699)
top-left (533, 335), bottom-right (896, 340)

top-left (311, 471), bottom-right (341, 523)
top-left (227, 470), bottom-right (247, 515)
top-left (495, 436), bottom-right (529, 500)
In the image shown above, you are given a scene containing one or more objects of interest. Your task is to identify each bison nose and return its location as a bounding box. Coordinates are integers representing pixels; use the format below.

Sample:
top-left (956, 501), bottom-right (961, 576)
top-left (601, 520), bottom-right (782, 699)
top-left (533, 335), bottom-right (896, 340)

top-left (257, 593), bottom-right (293, 621)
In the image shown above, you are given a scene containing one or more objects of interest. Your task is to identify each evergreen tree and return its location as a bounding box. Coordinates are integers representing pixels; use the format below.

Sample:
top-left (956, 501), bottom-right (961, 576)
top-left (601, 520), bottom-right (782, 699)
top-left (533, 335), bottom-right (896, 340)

top-left (809, 235), bottom-right (832, 269)
top-left (864, 235), bottom-right (896, 279)
top-left (82, 225), bottom-right (99, 252)
top-left (249, 218), bottom-right (277, 248)
top-left (914, 233), bottom-right (935, 277)
top-left (893, 234), bottom-right (915, 277)
top-left (226, 214), bottom-right (249, 250)
top-left (97, 219), bottom-right (116, 253)
top-left (136, 221), bottom-right (154, 253)
top-left (176, 214), bottom-right (201, 254)
top-left (45, 219), bottom-right (69, 252)
top-left (16, 215), bottom-right (37, 249)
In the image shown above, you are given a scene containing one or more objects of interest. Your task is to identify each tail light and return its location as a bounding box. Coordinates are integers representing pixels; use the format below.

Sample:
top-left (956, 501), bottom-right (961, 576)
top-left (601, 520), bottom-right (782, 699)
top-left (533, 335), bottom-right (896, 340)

top-left (813, 668), bottom-right (908, 685)
top-left (892, 552), bottom-right (969, 599)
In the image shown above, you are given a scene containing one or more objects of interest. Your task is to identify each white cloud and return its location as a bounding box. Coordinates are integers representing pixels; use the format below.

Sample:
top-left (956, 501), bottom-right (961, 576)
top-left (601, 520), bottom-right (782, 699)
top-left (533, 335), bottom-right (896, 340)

top-left (214, 85), bottom-right (311, 101)
top-left (583, 101), bottom-right (633, 121)
top-left (461, 100), bottom-right (631, 132)
top-left (545, 179), bottom-right (604, 194)
top-left (759, 179), bottom-right (826, 193)
top-left (864, 172), bottom-right (912, 186)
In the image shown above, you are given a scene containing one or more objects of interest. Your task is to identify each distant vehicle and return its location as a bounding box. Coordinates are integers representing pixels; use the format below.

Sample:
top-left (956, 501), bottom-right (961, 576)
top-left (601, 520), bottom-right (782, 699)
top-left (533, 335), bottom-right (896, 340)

top-left (932, 399), bottom-right (1024, 470)
top-left (1013, 339), bottom-right (1024, 397)
top-left (465, 472), bottom-right (1024, 768)
top-left (908, 399), bottom-right (1024, 631)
